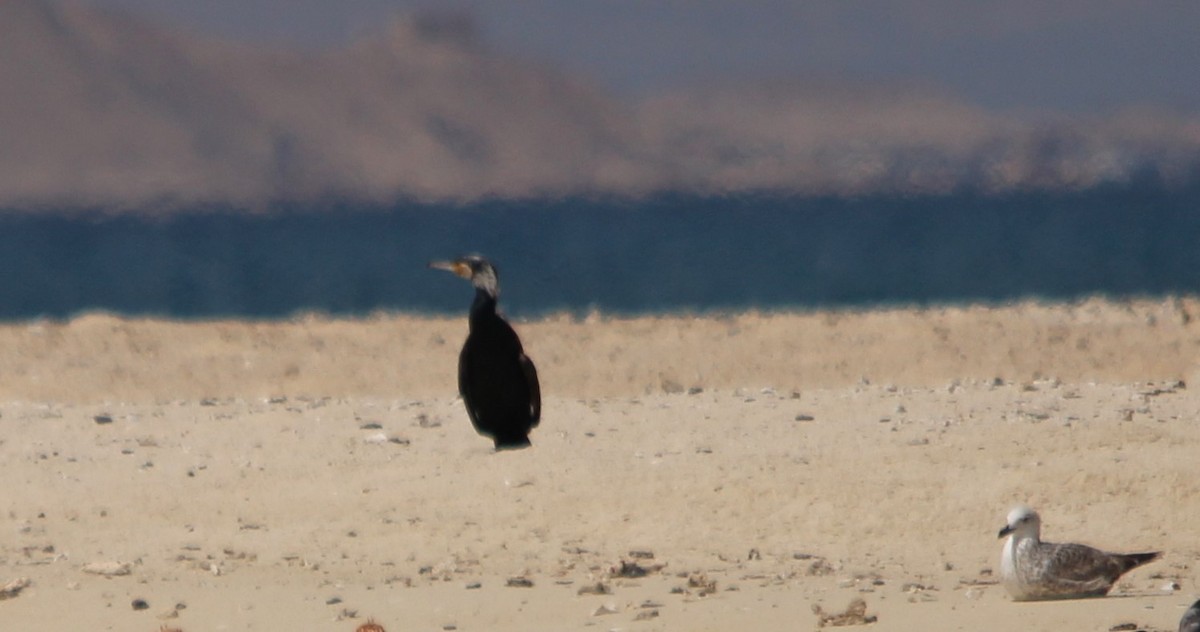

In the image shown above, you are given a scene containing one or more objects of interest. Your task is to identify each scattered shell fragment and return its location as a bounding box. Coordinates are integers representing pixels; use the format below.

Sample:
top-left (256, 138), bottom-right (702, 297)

top-left (364, 433), bottom-right (410, 445)
top-left (0, 577), bottom-right (31, 599)
top-left (592, 603), bottom-right (619, 616)
top-left (807, 559), bottom-right (835, 576)
top-left (685, 573), bottom-right (717, 596)
top-left (356, 619), bottom-right (387, 632)
top-left (813, 598), bottom-right (877, 627)
top-left (82, 561), bottom-right (132, 576)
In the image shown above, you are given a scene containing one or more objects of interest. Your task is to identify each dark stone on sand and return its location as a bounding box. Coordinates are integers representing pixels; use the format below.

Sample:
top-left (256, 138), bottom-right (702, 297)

top-left (614, 560), bottom-right (650, 578)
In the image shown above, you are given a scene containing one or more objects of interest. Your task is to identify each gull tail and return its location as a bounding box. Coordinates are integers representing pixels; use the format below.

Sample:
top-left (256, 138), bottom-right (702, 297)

top-left (1116, 551), bottom-right (1161, 574)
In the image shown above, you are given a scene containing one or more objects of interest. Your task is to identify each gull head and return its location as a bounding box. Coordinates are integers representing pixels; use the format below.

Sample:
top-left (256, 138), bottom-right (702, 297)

top-left (998, 505), bottom-right (1041, 540)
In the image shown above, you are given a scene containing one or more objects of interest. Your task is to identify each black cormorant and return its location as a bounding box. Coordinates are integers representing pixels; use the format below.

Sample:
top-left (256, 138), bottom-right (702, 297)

top-left (429, 255), bottom-right (541, 449)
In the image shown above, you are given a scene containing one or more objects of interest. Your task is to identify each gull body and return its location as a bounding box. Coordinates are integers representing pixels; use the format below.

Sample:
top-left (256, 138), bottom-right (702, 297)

top-left (998, 505), bottom-right (1160, 601)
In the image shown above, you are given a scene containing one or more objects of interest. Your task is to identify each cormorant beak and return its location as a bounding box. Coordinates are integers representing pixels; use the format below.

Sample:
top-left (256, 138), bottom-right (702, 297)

top-left (428, 260), bottom-right (471, 280)
top-left (998, 525), bottom-right (1014, 538)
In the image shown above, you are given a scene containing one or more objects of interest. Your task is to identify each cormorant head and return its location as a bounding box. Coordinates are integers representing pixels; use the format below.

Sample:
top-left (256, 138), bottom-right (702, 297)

top-left (998, 505), bottom-right (1041, 540)
top-left (429, 254), bottom-right (499, 297)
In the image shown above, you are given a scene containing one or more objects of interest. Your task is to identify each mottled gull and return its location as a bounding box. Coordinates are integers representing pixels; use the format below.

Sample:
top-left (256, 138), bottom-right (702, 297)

top-left (998, 505), bottom-right (1160, 601)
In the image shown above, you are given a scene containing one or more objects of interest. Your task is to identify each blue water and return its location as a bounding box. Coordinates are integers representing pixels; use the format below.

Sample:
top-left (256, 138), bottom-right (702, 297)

top-left (0, 184), bottom-right (1196, 320)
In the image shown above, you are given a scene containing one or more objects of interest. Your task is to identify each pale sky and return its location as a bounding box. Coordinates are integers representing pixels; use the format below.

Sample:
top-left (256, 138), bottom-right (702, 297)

top-left (73, 0), bottom-right (1200, 114)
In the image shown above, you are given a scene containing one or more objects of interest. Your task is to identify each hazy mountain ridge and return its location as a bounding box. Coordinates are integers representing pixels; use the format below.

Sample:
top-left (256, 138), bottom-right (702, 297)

top-left (2, 0), bottom-right (1198, 212)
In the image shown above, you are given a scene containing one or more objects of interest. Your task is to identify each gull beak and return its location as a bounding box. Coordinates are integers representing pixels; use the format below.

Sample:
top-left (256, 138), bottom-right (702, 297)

top-left (998, 525), bottom-right (1014, 538)
top-left (428, 260), bottom-right (471, 279)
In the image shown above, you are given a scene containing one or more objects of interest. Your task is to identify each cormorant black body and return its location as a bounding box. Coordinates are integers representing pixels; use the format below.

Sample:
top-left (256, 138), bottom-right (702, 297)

top-left (429, 255), bottom-right (540, 449)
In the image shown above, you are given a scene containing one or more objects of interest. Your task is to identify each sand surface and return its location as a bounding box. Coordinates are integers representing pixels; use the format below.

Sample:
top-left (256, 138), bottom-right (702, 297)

top-left (2, 298), bottom-right (1199, 631)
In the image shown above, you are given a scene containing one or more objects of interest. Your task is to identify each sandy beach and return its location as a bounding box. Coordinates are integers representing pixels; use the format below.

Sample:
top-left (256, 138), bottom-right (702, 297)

top-left (2, 297), bottom-right (1199, 631)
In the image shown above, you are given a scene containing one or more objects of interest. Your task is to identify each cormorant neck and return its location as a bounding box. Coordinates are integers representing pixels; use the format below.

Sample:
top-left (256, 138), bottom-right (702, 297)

top-left (469, 288), bottom-right (498, 326)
